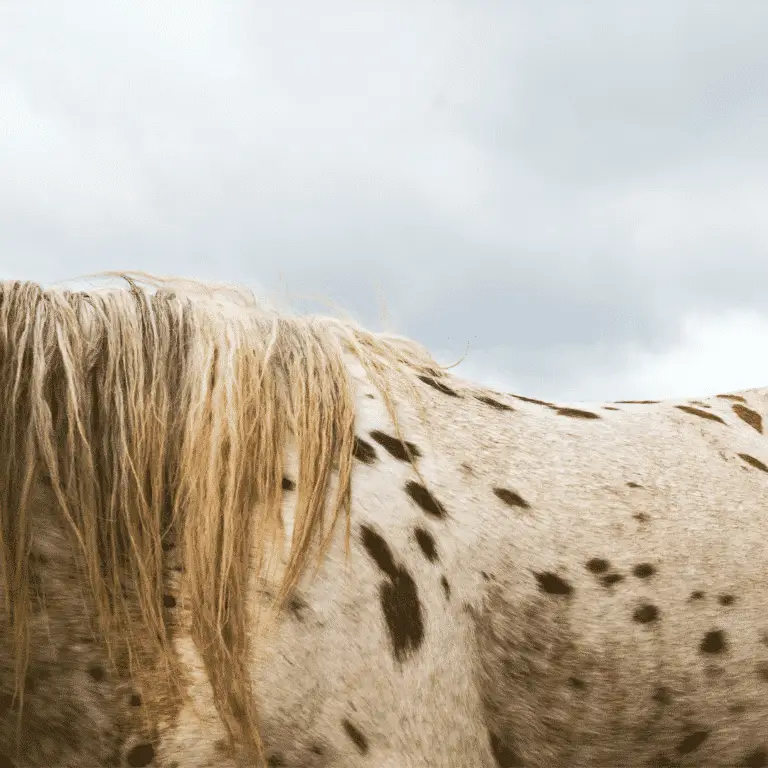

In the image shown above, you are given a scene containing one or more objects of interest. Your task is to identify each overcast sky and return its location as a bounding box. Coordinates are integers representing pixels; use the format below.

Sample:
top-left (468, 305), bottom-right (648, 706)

top-left (2, 1), bottom-right (768, 401)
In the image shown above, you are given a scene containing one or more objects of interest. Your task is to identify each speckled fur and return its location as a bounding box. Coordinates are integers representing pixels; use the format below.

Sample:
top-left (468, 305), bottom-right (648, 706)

top-left (6, 356), bottom-right (768, 767)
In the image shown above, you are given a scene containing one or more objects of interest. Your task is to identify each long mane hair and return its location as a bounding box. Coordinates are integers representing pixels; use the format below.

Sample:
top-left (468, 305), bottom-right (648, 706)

top-left (0, 272), bottom-right (441, 761)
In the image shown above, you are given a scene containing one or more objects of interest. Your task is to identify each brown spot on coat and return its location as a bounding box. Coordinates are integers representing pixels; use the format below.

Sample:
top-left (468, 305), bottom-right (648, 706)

top-left (555, 407), bottom-right (601, 419)
top-left (742, 747), bottom-right (768, 767)
top-left (360, 525), bottom-right (425, 662)
top-left (493, 487), bottom-right (531, 510)
top-left (126, 743), bottom-right (155, 767)
top-left (615, 400), bottom-right (660, 404)
top-left (414, 527), bottom-right (439, 563)
top-left (281, 476), bottom-right (295, 491)
top-left (511, 393), bottom-right (556, 407)
top-left (488, 731), bottom-right (523, 767)
top-left (418, 375), bottom-right (460, 397)
top-left (534, 571), bottom-right (573, 596)
top-left (733, 404), bottom-right (763, 433)
top-left (675, 405), bottom-right (726, 424)
top-left (700, 629), bottom-right (727, 654)
top-left (475, 395), bottom-right (515, 412)
top-left (739, 453), bottom-right (768, 473)
top-left (717, 393), bottom-right (747, 403)
top-left (352, 436), bottom-right (377, 464)
top-left (601, 573), bottom-right (625, 587)
top-left (633, 603), bottom-right (660, 623)
top-left (586, 558), bottom-right (610, 574)
top-left (405, 481), bottom-right (447, 519)
top-left (341, 719), bottom-right (369, 755)
top-left (632, 563), bottom-right (656, 579)
top-left (676, 730), bottom-right (709, 755)
top-left (369, 430), bottom-right (421, 462)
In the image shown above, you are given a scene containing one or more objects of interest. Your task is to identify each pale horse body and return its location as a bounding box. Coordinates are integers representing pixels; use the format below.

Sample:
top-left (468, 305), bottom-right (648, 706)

top-left (0, 274), bottom-right (767, 768)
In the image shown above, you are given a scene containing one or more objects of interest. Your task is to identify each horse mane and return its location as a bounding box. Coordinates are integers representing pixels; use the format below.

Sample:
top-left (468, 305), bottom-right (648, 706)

top-left (0, 271), bottom-right (442, 761)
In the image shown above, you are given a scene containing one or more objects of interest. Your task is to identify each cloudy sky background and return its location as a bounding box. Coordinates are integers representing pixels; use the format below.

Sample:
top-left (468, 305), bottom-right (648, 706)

top-left (2, 1), bottom-right (768, 401)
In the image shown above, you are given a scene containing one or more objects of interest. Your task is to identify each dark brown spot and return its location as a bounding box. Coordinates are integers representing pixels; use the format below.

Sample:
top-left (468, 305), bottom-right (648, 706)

top-left (676, 730), bottom-right (709, 755)
top-left (742, 747), bottom-right (768, 767)
top-left (475, 394), bottom-right (514, 412)
top-left (689, 400), bottom-right (712, 408)
top-left (568, 676), bottom-right (587, 690)
top-left (555, 407), bottom-right (601, 419)
top-left (675, 405), bottom-right (726, 424)
top-left (730, 702), bottom-right (748, 714)
top-left (353, 437), bottom-right (377, 464)
top-left (615, 399), bottom-right (660, 404)
top-left (488, 731), bottom-right (523, 767)
top-left (586, 558), bottom-right (610, 574)
top-left (633, 512), bottom-right (650, 524)
top-left (633, 563), bottom-right (656, 579)
top-left (652, 686), bottom-right (672, 705)
top-left (739, 453), bottom-right (768, 473)
top-left (440, 575), bottom-right (451, 599)
top-left (360, 525), bottom-right (398, 579)
top-left (733, 404), bottom-right (763, 433)
top-left (414, 527), bottom-right (438, 563)
top-left (405, 481), bottom-right (446, 519)
top-left (690, 590), bottom-right (706, 600)
top-left (493, 487), bottom-right (530, 509)
top-left (757, 662), bottom-right (768, 682)
top-left (633, 603), bottom-right (660, 624)
top-left (603, 406), bottom-right (620, 411)
top-left (163, 594), bottom-right (176, 608)
top-left (160, 539), bottom-right (174, 551)
top-left (601, 573), bottom-right (625, 587)
top-left (535, 571), bottom-right (573, 597)
top-left (288, 594), bottom-right (307, 620)
top-left (700, 629), bottom-right (727, 654)
top-left (718, 594), bottom-right (735, 606)
top-left (360, 525), bottom-right (424, 661)
top-left (717, 393), bottom-right (747, 403)
top-left (418, 375), bottom-right (459, 397)
top-left (130, 693), bottom-right (142, 706)
top-left (126, 743), bottom-right (155, 767)
top-left (626, 481), bottom-right (642, 488)
top-left (370, 430), bottom-right (422, 461)
top-left (281, 476), bottom-right (295, 491)
top-left (342, 719), bottom-right (369, 755)
top-left (87, 663), bottom-right (106, 682)
top-left (511, 393), bottom-right (556, 407)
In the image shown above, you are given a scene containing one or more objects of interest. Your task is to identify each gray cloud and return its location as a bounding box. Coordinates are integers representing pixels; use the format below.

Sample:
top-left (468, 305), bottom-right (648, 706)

top-left (1, 1), bottom-right (767, 398)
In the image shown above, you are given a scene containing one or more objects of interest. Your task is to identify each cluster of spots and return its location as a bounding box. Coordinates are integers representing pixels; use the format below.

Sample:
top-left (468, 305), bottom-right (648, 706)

top-left (300, 379), bottom-right (768, 766)
top-left (0, 481), bottom-right (167, 768)
top-left (419, 375), bottom-right (604, 421)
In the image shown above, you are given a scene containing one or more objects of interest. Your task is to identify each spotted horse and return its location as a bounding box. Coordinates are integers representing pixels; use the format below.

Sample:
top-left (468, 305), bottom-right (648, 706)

top-left (1, 274), bottom-right (768, 767)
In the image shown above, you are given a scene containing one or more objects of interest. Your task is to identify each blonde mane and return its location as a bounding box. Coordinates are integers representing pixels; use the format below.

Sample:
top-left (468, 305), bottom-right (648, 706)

top-left (0, 272), bottom-right (443, 762)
